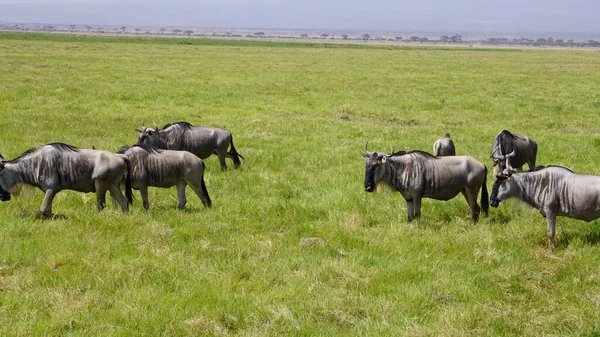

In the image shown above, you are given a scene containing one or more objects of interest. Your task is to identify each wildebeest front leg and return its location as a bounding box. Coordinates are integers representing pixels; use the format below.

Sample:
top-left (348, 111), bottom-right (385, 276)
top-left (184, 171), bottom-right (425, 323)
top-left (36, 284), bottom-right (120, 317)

top-left (39, 189), bottom-right (59, 217)
top-left (545, 208), bottom-right (557, 251)
top-left (406, 199), bottom-right (414, 221)
top-left (176, 183), bottom-right (188, 208)
top-left (139, 185), bottom-right (150, 210)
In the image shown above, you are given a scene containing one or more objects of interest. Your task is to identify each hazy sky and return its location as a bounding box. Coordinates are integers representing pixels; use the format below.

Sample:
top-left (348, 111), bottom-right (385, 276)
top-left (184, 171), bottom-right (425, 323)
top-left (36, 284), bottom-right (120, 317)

top-left (1, 0), bottom-right (599, 35)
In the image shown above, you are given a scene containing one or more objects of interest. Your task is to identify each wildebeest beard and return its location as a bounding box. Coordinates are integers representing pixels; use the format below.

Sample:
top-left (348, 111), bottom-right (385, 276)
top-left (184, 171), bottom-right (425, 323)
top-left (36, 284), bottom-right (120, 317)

top-left (0, 187), bottom-right (10, 201)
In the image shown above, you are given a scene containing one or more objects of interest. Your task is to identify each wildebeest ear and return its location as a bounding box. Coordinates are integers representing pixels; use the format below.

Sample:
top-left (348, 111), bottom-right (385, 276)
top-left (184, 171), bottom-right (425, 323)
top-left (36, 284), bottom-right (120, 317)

top-left (360, 152), bottom-right (369, 160)
top-left (135, 128), bottom-right (142, 133)
top-left (381, 155), bottom-right (387, 163)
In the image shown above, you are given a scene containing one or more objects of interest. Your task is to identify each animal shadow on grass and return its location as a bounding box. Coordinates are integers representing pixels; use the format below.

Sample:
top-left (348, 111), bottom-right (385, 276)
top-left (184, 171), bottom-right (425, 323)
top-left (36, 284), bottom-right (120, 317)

top-left (581, 226), bottom-right (600, 246)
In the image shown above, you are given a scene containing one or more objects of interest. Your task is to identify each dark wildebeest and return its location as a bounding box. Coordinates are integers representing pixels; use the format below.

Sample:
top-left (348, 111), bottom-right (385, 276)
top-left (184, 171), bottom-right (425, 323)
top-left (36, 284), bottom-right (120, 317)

top-left (117, 144), bottom-right (211, 210)
top-left (0, 142), bottom-right (133, 218)
top-left (136, 122), bottom-right (244, 170)
top-left (490, 130), bottom-right (537, 175)
top-left (490, 166), bottom-right (600, 251)
top-left (433, 133), bottom-right (456, 156)
top-left (362, 143), bottom-right (488, 222)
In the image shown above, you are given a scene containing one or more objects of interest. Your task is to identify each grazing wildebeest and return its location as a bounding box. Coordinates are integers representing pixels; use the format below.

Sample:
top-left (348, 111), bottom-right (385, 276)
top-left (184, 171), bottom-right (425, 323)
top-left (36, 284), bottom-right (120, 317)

top-left (0, 142), bottom-right (133, 218)
top-left (117, 144), bottom-right (212, 210)
top-left (433, 133), bottom-right (456, 156)
top-left (362, 143), bottom-right (488, 222)
top-left (490, 130), bottom-right (537, 175)
top-left (136, 121), bottom-right (244, 170)
top-left (490, 166), bottom-right (600, 251)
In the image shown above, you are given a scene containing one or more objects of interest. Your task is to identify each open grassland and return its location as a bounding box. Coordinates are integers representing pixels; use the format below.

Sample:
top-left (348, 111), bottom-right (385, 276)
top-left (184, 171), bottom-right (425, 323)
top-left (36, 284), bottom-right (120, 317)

top-left (1, 33), bottom-right (600, 336)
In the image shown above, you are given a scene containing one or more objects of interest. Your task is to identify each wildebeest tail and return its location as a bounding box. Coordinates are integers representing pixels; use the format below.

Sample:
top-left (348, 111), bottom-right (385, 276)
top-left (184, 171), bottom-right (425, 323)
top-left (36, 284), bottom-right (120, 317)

top-left (123, 157), bottom-right (134, 205)
top-left (481, 166), bottom-right (489, 216)
top-left (228, 137), bottom-right (244, 169)
top-left (201, 161), bottom-right (212, 208)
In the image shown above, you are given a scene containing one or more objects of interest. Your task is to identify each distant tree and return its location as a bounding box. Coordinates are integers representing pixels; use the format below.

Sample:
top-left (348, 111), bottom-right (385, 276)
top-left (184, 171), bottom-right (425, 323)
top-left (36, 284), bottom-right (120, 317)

top-left (342, 34), bottom-right (349, 40)
top-left (419, 37), bottom-right (428, 43)
top-left (588, 40), bottom-right (600, 47)
top-left (43, 25), bottom-right (55, 32)
top-left (224, 31), bottom-right (232, 37)
top-left (449, 34), bottom-right (462, 43)
top-left (134, 28), bottom-right (142, 34)
top-left (440, 35), bottom-right (449, 43)
top-left (320, 33), bottom-right (328, 38)
top-left (361, 33), bottom-right (371, 40)
top-left (547, 37), bottom-right (554, 45)
top-left (254, 31), bottom-right (265, 37)
top-left (172, 29), bottom-right (182, 34)
top-left (85, 25), bottom-right (93, 32)
top-left (395, 36), bottom-right (403, 41)
top-left (159, 27), bottom-right (166, 35)
top-left (69, 24), bottom-right (77, 32)
top-left (535, 38), bottom-right (547, 46)
top-left (120, 26), bottom-right (127, 32)
top-left (184, 30), bottom-right (193, 36)
top-left (301, 33), bottom-right (308, 38)
top-left (409, 36), bottom-right (420, 42)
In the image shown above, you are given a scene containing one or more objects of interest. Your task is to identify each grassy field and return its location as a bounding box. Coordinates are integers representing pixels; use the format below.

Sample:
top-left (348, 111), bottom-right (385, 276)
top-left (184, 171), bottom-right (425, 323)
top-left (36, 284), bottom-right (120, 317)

top-left (1, 32), bottom-right (600, 336)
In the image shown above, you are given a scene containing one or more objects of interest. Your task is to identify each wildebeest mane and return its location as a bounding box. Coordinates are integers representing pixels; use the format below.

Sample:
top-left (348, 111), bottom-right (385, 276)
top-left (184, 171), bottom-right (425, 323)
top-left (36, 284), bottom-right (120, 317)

top-left (6, 142), bottom-right (79, 163)
top-left (496, 130), bottom-right (516, 154)
top-left (162, 121), bottom-right (193, 130)
top-left (117, 143), bottom-right (162, 155)
top-left (389, 150), bottom-right (435, 159)
top-left (522, 165), bottom-right (575, 174)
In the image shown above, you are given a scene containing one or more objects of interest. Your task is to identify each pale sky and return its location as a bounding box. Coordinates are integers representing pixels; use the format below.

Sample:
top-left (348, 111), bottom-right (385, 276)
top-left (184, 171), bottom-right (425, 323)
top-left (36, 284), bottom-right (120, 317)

top-left (1, 0), bottom-right (599, 35)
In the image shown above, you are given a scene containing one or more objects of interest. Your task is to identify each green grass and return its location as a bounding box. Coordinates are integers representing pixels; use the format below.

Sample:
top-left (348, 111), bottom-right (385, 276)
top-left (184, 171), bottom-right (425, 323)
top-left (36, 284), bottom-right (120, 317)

top-left (1, 32), bottom-right (600, 336)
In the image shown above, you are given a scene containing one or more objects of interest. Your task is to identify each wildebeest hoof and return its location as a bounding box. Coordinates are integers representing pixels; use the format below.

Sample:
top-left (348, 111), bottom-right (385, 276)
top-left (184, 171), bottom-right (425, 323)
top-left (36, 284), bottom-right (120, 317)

top-left (37, 211), bottom-right (66, 220)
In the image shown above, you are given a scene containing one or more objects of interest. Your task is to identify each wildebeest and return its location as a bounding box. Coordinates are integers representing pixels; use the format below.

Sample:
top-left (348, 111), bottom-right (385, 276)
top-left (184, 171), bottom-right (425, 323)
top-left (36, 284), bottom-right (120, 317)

top-left (117, 144), bottom-right (211, 210)
top-left (433, 133), bottom-right (456, 156)
top-left (490, 166), bottom-right (600, 251)
top-left (362, 143), bottom-right (488, 222)
top-left (490, 130), bottom-right (537, 175)
top-left (0, 142), bottom-right (133, 218)
top-left (136, 121), bottom-right (244, 170)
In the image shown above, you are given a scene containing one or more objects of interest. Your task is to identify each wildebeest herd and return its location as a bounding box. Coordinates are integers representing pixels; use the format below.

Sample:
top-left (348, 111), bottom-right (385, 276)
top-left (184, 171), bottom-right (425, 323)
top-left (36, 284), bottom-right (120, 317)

top-left (363, 129), bottom-right (600, 251)
top-left (1, 124), bottom-right (599, 251)
top-left (0, 121), bottom-right (241, 217)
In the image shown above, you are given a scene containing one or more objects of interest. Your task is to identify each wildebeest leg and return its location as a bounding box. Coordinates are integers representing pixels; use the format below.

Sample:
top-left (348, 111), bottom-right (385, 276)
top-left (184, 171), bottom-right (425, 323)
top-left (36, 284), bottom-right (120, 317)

top-left (189, 179), bottom-right (212, 208)
top-left (545, 209), bottom-right (557, 251)
top-left (461, 189), bottom-right (481, 222)
top-left (108, 183), bottom-right (129, 212)
top-left (139, 185), bottom-right (150, 210)
top-left (176, 183), bottom-right (188, 208)
top-left (95, 187), bottom-right (108, 212)
top-left (413, 197), bottom-right (422, 220)
top-left (214, 149), bottom-right (228, 170)
top-left (406, 199), bottom-right (415, 221)
top-left (39, 189), bottom-right (59, 217)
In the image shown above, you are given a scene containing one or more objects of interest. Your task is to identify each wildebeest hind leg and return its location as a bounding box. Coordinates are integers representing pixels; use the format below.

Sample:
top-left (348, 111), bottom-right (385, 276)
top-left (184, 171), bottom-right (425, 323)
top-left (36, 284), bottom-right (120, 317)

top-left (406, 200), bottom-right (415, 221)
top-left (189, 179), bottom-right (212, 208)
top-left (216, 149), bottom-right (228, 170)
top-left (545, 208), bottom-right (557, 251)
top-left (95, 186), bottom-right (108, 211)
top-left (108, 184), bottom-right (129, 212)
top-left (461, 189), bottom-right (480, 222)
top-left (176, 183), bottom-right (187, 208)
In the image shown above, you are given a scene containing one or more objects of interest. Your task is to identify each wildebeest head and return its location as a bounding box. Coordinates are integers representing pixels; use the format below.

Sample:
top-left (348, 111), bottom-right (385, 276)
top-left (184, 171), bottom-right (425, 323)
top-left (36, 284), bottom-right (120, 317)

top-left (0, 156), bottom-right (12, 202)
top-left (489, 173), bottom-right (513, 208)
top-left (361, 142), bottom-right (393, 193)
top-left (136, 122), bottom-right (161, 145)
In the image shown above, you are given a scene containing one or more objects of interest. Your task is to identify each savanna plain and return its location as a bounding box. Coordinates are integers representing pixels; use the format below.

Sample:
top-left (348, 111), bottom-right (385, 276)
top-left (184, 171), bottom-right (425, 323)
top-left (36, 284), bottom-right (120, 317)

top-left (1, 32), bottom-right (600, 336)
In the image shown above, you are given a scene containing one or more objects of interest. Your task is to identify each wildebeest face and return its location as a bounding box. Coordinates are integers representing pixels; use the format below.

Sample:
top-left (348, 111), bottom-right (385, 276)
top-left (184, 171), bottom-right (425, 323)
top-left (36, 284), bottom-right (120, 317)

top-left (490, 175), bottom-right (511, 208)
top-left (363, 152), bottom-right (388, 193)
top-left (0, 162), bottom-right (11, 202)
top-left (137, 127), bottom-right (157, 145)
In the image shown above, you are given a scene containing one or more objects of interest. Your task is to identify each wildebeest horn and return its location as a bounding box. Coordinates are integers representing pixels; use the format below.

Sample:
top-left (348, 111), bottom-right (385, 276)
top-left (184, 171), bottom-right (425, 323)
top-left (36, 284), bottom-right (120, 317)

top-left (363, 142), bottom-right (373, 155)
top-left (389, 144), bottom-right (394, 155)
top-left (0, 153), bottom-right (5, 161)
top-left (141, 121), bottom-right (146, 129)
top-left (153, 122), bottom-right (158, 131)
